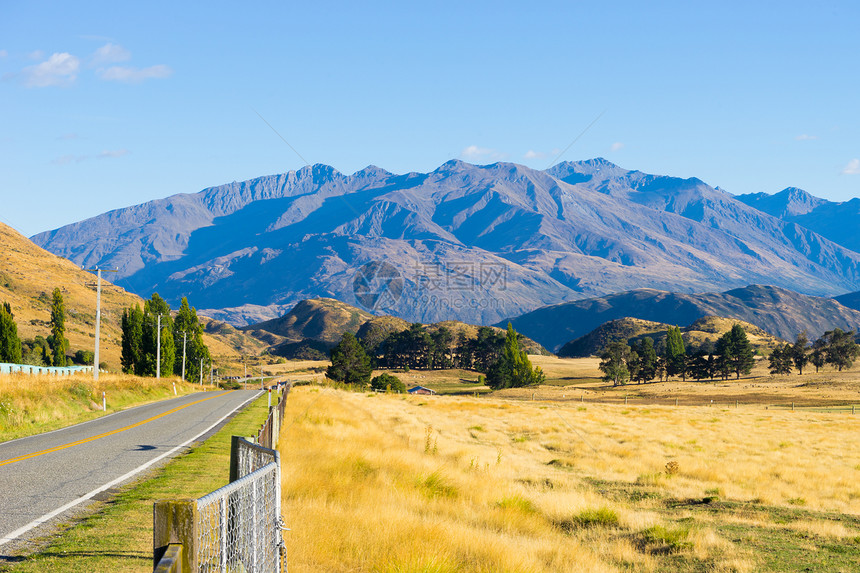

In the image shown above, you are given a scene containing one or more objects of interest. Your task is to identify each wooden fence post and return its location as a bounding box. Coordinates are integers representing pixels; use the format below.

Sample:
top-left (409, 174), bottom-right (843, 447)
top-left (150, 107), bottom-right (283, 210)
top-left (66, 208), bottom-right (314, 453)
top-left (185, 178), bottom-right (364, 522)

top-left (229, 435), bottom-right (242, 483)
top-left (153, 499), bottom-right (198, 572)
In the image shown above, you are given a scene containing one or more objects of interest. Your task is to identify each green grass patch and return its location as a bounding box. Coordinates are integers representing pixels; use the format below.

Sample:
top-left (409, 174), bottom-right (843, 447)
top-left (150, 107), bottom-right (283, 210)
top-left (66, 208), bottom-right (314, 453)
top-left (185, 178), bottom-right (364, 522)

top-left (0, 393), bottom-right (270, 572)
top-left (641, 524), bottom-right (694, 552)
top-left (417, 471), bottom-right (458, 500)
top-left (495, 494), bottom-right (538, 514)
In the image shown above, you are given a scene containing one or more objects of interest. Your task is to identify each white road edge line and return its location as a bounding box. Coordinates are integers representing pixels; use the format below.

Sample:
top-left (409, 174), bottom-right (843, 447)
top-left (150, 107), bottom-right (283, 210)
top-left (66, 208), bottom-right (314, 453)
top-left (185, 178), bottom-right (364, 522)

top-left (0, 390), bottom-right (263, 547)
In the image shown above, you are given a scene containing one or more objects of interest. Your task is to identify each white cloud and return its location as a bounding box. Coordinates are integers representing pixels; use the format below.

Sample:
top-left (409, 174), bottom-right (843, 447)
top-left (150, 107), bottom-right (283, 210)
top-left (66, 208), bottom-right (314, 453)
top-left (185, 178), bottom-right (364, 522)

top-left (460, 145), bottom-right (507, 161)
top-left (27, 50), bottom-right (45, 60)
top-left (841, 158), bottom-right (860, 175)
top-left (795, 134), bottom-right (819, 141)
top-left (21, 52), bottom-right (80, 87)
top-left (524, 149), bottom-right (547, 159)
top-left (91, 43), bottom-right (131, 65)
top-left (610, 142), bottom-right (625, 151)
top-left (97, 64), bottom-right (172, 83)
top-left (97, 149), bottom-right (129, 159)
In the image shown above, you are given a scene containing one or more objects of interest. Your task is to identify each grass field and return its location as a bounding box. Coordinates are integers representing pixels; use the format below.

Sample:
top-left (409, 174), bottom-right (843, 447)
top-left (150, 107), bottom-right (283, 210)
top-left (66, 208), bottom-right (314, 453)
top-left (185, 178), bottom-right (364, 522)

top-left (278, 357), bottom-right (860, 572)
top-left (0, 373), bottom-right (207, 442)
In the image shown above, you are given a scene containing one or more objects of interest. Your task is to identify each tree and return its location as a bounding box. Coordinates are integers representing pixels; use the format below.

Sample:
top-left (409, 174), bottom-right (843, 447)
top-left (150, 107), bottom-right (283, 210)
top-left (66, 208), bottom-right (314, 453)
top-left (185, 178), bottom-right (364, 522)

top-left (768, 344), bottom-right (793, 375)
top-left (664, 326), bottom-right (686, 380)
top-left (791, 332), bottom-right (809, 375)
top-left (810, 337), bottom-right (826, 373)
top-left (121, 305), bottom-right (144, 374)
top-left (137, 294), bottom-right (175, 376)
top-left (474, 327), bottom-right (506, 372)
top-left (172, 297), bottom-right (210, 382)
top-left (49, 288), bottom-right (68, 366)
top-left (0, 302), bottom-right (22, 364)
top-left (722, 324), bottom-right (755, 379)
top-left (688, 350), bottom-right (713, 381)
top-left (371, 372), bottom-right (405, 393)
top-left (821, 328), bottom-right (859, 371)
top-left (599, 340), bottom-right (634, 386)
top-left (328, 332), bottom-right (372, 386)
top-left (74, 349), bottom-right (95, 365)
top-left (486, 324), bottom-right (545, 390)
top-left (430, 327), bottom-right (454, 370)
top-left (631, 338), bottom-right (658, 383)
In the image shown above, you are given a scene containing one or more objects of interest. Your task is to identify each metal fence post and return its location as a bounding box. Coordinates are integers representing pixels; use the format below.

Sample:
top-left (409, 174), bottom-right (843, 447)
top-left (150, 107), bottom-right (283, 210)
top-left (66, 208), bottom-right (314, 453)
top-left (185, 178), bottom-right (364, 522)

top-left (153, 499), bottom-right (198, 572)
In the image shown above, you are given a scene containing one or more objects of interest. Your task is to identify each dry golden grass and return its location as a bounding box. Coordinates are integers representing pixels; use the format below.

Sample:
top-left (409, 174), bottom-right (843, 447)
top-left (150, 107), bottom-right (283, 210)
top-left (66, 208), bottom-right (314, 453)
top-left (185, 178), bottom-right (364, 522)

top-left (0, 372), bottom-right (203, 440)
top-left (278, 386), bottom-right (828, 572)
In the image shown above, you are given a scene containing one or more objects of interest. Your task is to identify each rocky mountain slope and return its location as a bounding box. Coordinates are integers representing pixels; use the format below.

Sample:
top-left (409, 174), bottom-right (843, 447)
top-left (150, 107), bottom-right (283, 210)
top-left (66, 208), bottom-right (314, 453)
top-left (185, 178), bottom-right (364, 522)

top-left (503, 284), bottom-right (860, 352)
top-left (32, 160), bottom-right (860, 326)
top-left (737, 187), bottom-right (860, 253)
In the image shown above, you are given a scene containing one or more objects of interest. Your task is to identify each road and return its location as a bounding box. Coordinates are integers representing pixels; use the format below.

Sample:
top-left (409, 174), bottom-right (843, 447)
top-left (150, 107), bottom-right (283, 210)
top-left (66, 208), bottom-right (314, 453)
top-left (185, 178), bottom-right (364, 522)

top-left (0, 389), bottom-right (261, 548)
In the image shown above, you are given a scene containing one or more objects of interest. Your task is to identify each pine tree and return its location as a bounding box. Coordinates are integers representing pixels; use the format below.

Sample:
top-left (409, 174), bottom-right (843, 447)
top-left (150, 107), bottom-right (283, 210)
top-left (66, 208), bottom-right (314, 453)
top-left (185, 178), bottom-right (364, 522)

top-left (821, 328), bottom-right (859, 371)
top-left (138, 294), bottom-right (174, 376)
top-left (173, 297), bottom-right (210, 382)
top-left (49, 288), bottom-right (67, 366)
top-left (631, 338), bottom-right (657, 383)
top-left (486, 324), bottom-right (544, 389)
top-left (327, 332), bottom-right (372, 386)
top-left (599, 340), bottom-right (633, 386)
top-left (0, 302), bottom-right (22, 364)
top-left (769, 344), bottom-right (793, 375)
top-left (791, 331), bottom-right (809, 375)
top-left (664, 326), bottom-right (686, 379)
top-left (721, 324), bottom-right (754, 379)
top-left (121, 305), bottom-right (144, 374)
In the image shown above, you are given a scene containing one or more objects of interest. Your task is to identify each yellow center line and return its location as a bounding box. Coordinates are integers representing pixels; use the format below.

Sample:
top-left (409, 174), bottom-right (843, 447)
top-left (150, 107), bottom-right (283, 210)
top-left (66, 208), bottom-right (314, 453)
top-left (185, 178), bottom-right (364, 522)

top-left (0, 390), bottom-right (236, 467)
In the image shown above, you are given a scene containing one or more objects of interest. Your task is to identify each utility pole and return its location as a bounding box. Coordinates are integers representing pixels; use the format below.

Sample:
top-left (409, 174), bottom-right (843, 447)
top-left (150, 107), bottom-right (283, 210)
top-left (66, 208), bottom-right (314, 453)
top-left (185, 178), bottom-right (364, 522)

top-left (181, 331), bottom-right (187, 381)
top-left (199, 357), bottom-right (203, 385)
top-left (83, 267), bottom-right (117, 381)
top-left (156, 314), bottom-right (161, 379)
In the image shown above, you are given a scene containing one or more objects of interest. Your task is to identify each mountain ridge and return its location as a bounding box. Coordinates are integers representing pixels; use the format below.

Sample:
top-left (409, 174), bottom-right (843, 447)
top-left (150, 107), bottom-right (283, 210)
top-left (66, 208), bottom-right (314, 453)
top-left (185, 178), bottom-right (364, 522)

top-left (31, 159), bottom-right (860, 326)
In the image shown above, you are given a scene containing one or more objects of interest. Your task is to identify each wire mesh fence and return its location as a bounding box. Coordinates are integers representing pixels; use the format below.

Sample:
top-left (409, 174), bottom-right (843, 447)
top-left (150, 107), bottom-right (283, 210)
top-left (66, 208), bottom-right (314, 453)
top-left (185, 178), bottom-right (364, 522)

top-left (153, 383), bottom-right (291, 573)
top-left (196, 446), bottom-right (281, 573)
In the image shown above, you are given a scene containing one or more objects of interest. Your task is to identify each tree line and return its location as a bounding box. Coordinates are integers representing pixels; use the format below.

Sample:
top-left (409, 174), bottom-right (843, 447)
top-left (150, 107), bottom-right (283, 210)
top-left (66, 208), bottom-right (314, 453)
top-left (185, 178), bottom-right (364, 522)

top-left (599, 324), bottom-right (859, 385)
top-left (0, 288), bottom-right (93, 367)
top-left (120, 294), bottom-right (211, 382)
top-left (767, 329), bottom-right (859, 375)
top-left (327, 323), bottom-right (544, 390)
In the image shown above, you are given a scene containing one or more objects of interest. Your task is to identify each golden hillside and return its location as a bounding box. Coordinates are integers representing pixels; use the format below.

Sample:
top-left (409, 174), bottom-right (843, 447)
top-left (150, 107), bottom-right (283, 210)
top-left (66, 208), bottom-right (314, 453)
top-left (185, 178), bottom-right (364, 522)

top-left (0, 222), bottom-right (263, 369)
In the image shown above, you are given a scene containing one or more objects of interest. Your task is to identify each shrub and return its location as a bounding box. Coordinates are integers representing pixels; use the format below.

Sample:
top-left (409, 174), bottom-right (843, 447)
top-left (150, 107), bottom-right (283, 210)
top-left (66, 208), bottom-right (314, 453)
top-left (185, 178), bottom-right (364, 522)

top-left (371, 373), bottom-right (405, 393)
top-left (74, 349), bottom-right (95, 365)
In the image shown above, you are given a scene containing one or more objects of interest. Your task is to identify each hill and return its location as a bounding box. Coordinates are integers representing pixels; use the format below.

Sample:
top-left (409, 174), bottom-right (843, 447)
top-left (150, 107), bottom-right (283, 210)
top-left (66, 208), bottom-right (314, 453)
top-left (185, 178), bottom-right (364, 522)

top-left (557, 315), bottom-right (783, 357)
top-left (247, 297), bottom-right (548, 359)
top-left (504, 284), bottom-right (860, 352)
top-left (0, 222), bottom-right (265, 369)
top-left (31, 159), bottom-right (860, 326)
top-left (834, 290), bottom-right (860, 312)
top-left (242, 298), bottom-right (373, 344)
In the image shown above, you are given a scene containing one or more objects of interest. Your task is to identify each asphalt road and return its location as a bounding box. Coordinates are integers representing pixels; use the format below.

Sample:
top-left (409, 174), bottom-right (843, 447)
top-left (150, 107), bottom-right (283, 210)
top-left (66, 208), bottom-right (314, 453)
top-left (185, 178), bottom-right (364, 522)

top-left (0, 389), bottom-right (261, 548)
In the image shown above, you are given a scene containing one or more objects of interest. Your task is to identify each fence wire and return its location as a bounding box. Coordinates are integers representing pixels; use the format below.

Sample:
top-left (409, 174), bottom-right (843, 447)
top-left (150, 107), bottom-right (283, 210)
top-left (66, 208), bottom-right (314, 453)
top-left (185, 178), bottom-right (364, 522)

top-left (196, 439), bottom-right (282, 572)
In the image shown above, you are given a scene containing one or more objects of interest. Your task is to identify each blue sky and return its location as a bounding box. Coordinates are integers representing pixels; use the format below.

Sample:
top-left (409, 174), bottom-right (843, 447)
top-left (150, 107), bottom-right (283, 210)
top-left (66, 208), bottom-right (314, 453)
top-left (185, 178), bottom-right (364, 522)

top-left (1, 1), bottom-right (858, 237)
